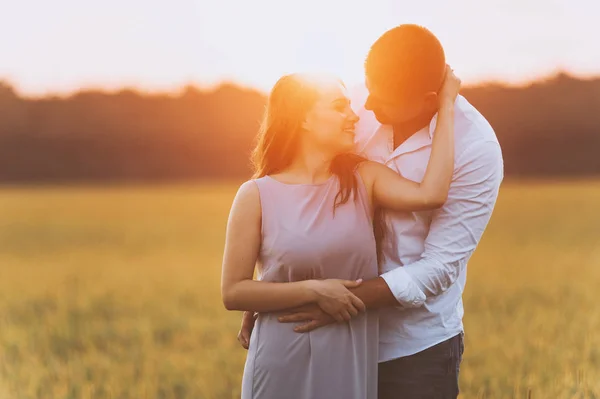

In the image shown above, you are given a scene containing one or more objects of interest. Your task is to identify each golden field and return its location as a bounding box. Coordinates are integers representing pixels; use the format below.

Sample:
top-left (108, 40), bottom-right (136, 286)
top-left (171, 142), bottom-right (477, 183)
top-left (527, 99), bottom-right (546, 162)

top-left (0, 181), bottom-right (599, 399)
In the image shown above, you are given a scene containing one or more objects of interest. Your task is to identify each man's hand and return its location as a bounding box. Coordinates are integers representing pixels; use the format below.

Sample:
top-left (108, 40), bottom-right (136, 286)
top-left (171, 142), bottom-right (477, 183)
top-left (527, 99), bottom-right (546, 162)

top-left (278, 303), bottom-right (336, 333)
top-left (309, 279), bottom-right (365, 322)
top-left (237, 311), bottom-right (257, 349)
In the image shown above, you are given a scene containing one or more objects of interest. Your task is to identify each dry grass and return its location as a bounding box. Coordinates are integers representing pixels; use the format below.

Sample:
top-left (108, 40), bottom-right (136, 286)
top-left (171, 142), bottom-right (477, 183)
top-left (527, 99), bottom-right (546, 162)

top-left (0, 180), bottom-right (599, 398)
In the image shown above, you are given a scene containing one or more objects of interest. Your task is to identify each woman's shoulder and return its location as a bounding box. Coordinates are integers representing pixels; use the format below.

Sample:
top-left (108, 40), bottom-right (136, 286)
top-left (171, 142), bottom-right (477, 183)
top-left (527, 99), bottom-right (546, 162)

top-left (232, 180), bottom-right (261, 210)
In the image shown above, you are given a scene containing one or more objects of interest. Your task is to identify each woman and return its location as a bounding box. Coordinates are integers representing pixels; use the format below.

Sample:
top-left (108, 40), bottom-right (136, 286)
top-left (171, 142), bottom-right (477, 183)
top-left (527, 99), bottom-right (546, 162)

top-left (221, 69), bottom-right (460, 398)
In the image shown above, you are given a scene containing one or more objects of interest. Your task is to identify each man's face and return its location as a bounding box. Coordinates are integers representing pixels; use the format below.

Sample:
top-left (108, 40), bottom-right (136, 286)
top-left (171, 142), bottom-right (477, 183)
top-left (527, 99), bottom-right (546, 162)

top-left (365, 77), bottom-right (429, 125)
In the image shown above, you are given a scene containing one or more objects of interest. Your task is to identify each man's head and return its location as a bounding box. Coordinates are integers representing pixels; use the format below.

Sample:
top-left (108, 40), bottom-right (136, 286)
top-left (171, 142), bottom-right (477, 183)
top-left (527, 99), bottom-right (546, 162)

top-left (365, 24), bottom-right (446, 125)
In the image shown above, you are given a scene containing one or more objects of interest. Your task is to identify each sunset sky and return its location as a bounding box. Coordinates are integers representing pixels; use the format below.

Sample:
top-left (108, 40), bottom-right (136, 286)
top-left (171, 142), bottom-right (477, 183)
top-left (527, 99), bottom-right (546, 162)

top-left (2, 0), bottom-right (598, 95)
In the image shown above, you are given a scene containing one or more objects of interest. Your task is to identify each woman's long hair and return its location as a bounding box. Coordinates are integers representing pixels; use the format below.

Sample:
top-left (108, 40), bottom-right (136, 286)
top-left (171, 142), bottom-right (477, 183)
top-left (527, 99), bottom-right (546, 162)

top-left (251, 74), bottom-right (386, 267)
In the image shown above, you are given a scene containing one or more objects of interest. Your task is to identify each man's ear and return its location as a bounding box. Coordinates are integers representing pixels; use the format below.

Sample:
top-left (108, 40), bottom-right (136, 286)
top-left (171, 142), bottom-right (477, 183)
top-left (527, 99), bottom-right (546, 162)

top-left (423, 91), bottom-right (439, 110)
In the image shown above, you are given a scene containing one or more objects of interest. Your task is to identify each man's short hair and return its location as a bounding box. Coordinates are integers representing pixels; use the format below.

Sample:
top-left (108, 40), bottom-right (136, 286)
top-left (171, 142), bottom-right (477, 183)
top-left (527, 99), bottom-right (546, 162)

top-left (365, 24), bottom-right (446, 99)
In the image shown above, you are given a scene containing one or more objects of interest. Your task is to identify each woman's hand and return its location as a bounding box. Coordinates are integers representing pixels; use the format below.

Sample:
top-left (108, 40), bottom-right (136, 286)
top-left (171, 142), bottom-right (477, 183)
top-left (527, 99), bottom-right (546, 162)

top-left (308, 279), bottom-right (366, 322)
top-left (438, 65), bottom-right (461, 106)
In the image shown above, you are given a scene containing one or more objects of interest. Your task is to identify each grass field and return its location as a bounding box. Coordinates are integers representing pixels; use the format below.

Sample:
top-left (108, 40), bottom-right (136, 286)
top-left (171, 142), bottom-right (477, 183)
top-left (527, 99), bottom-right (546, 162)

top-left (1, 180), bottom-right (599, 399)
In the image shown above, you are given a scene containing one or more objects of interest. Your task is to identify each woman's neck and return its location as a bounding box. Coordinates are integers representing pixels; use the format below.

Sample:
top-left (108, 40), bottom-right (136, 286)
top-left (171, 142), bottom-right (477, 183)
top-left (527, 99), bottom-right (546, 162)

top-left (278, 147), bottom-right (335, 184)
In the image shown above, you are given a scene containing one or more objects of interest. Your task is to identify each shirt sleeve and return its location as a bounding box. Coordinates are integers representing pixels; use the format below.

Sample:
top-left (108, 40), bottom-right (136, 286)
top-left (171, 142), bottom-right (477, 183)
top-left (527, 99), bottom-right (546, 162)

top-left (380, 140), bottom-right (504, 307)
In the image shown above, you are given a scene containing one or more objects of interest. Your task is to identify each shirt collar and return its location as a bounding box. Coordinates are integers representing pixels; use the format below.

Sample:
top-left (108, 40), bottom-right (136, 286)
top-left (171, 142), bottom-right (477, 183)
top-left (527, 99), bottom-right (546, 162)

top-left (389, 123), bottom-right (433, 159)
top-left (428, 112), bottom-right (438, 139)
top-left (429, 95), bottom-right (465, 139)
top-left (386, 111), bottom-right (439, 159)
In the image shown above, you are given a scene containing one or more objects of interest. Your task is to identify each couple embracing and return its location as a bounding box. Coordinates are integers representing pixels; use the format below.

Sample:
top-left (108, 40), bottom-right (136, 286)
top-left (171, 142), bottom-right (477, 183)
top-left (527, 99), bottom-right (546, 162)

top-left (221, 24), bottom-right (503, 399)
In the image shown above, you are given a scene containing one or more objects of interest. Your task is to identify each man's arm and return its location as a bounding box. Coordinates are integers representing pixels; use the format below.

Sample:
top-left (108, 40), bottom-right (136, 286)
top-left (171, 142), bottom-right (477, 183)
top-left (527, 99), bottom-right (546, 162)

top-left (359, 140), bottom-right (503, 308)
top-left (276, 140), bottom-right (503, 332)
top-left (347, 277), bottom-right (400, 308)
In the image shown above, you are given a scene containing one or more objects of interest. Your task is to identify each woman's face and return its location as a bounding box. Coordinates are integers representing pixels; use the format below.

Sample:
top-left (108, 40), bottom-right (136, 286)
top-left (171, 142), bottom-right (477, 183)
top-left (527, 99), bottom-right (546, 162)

top-left (302, 80), bottom-right (359, 155)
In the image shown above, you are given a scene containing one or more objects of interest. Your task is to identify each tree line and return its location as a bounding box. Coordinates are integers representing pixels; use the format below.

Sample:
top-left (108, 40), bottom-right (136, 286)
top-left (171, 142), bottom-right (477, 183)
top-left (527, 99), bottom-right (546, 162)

top-left (0, 72), bottom-right (598, 183)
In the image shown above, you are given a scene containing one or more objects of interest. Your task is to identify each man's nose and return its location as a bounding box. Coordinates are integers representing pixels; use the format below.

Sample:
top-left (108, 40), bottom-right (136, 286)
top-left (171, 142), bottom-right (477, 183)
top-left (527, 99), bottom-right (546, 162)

top-left (364, 95), bottom-right (374, 111)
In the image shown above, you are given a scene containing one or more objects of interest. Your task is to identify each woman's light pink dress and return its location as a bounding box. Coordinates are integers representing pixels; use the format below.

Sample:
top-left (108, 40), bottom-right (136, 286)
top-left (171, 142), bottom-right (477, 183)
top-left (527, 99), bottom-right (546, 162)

top-left (241, 173), bottom-right (379, 399)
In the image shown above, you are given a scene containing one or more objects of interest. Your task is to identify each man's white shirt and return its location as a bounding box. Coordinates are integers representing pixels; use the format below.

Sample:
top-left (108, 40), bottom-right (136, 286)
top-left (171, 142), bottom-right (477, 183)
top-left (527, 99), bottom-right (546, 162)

top-left (351, 88), bottom-right (504, 362)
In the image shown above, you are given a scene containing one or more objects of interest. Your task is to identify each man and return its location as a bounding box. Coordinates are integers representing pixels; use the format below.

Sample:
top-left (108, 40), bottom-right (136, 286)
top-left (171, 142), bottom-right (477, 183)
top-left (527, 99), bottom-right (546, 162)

top-left (238, 24), bottom-right (503, 398)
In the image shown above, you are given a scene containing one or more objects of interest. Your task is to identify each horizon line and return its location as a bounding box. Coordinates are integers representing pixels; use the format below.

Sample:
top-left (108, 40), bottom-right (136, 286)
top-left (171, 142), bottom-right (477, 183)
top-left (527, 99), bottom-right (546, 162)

top-left (2, 69), bottom-right (598, 100)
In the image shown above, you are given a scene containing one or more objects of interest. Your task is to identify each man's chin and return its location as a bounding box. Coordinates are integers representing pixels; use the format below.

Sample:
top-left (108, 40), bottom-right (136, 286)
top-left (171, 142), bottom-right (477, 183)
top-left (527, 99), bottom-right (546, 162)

top-left (373, 112), bottom-right (392, 125)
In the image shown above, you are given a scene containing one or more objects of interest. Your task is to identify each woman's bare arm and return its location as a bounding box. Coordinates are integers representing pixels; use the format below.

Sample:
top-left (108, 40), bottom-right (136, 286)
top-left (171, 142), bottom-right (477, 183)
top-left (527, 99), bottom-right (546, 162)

top-left (221, 181), bottom-right (364, 319)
